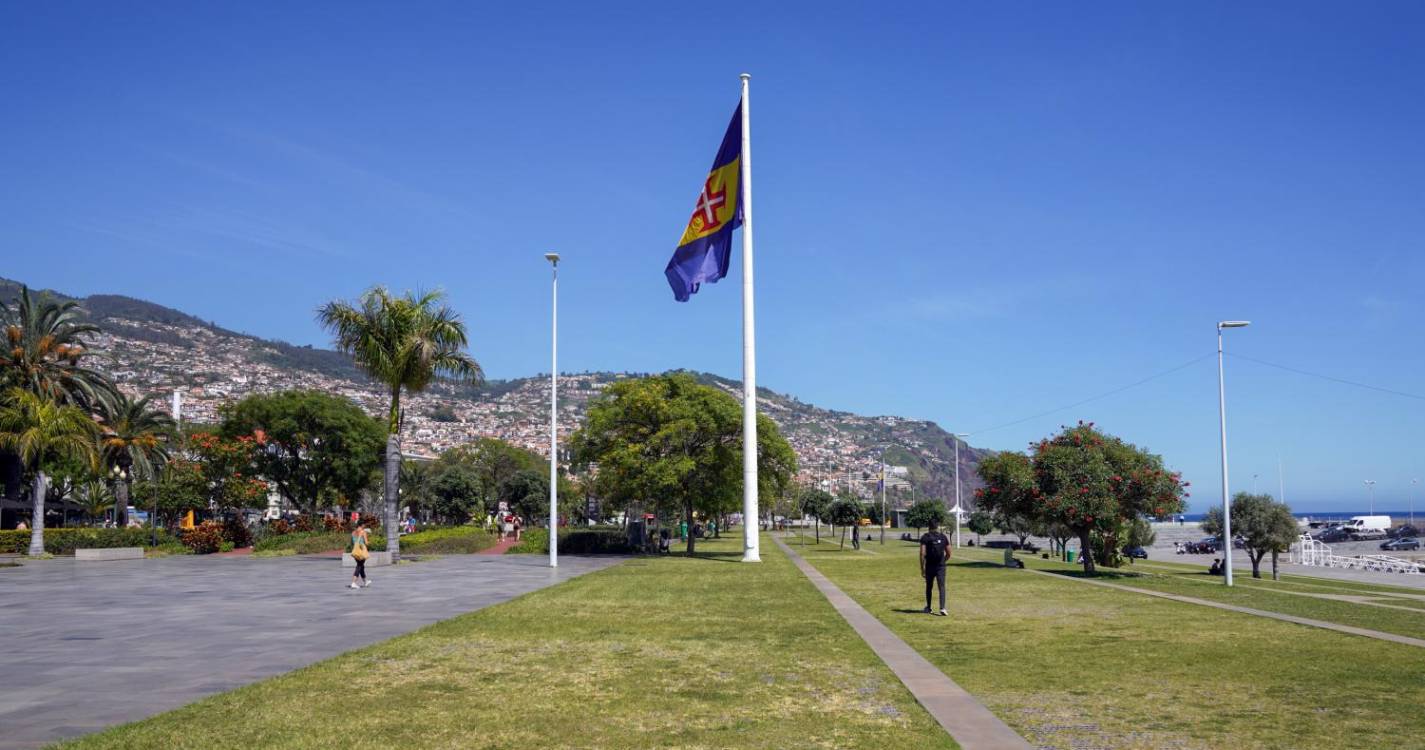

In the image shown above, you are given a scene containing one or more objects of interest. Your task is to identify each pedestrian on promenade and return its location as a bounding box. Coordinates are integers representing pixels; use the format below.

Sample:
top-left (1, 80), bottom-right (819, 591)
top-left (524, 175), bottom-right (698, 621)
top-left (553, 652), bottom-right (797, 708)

top-left (349, 521), bottom-right (371, 589)
top-left (513, 515), bottom-right (523, 542)
top-left (919, 520), bottom-right (951, 616)
top-left (852, 524), bottom-right (861, 550)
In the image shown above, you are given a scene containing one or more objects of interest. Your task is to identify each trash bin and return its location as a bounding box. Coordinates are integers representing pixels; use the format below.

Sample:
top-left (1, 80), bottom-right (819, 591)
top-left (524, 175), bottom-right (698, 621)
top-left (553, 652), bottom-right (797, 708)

top-left (1003, 548), bottom-right (1015, 568)
top-left (1066, 549), bottom-right (1076, 563)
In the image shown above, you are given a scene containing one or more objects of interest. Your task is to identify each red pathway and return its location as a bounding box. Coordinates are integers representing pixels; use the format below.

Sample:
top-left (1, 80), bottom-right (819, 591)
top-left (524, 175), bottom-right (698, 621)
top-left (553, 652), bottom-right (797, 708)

top-left (215, 546), bottom-right (253, 558)
top-left (478, 537), bottom-right (520, 555)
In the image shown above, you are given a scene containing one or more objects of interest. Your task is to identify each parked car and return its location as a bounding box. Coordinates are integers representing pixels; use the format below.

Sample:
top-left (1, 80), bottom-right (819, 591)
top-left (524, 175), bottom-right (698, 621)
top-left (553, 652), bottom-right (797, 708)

top-left (1123, 546), bottom-right (1148, 559)
top-left (1184, 539), bottom-right (1218, 554)
top-left (1313, 528), bottom-right (1351, 544)
top-left (1381, 538), bottom-right (1421, 552)
top-left (1389, 524), bottom-right (1421, 539)
top-left (984, 540), bottom-right (1018, 550)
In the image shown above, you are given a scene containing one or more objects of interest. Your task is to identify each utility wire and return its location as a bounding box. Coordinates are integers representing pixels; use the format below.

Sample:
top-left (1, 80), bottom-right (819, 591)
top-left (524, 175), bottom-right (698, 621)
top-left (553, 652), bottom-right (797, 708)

top-left (966, 353), bottom-right (1217, 437)
top-left (1227, 353), bottom-right (1425, 403)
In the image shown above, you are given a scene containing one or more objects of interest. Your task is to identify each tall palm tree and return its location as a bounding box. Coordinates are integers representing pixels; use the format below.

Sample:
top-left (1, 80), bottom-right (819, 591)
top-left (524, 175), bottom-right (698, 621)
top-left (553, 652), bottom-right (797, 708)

top-left (1, 285), bottom-right (115, 513)
top-left (318, 287), bottom-right (482, 559)
top-left (97, 393), bottom-right (174, 527)
top-left (0, 389), bottom-right (100, 554)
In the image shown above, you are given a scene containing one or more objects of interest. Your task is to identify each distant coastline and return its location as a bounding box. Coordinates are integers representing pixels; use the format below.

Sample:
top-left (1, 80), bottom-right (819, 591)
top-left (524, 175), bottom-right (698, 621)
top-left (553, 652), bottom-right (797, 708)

top-left (1174, 510), bottom-right (1421, 523)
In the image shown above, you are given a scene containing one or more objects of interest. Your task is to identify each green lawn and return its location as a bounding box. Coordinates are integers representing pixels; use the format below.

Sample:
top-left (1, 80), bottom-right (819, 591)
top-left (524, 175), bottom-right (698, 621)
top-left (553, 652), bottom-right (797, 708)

top-left (787, 531), bottom-right (1425, 750)
top-left (978, 548), bottom-right (1425, 641)
top-left (58, 534), bottom-right (955, 750)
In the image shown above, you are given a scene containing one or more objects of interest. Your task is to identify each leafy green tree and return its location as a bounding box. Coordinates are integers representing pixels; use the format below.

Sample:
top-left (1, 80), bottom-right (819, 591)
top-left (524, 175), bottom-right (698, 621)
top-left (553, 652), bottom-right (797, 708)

top-left (185, 431), bottom-right (270, 513)
top-left (0, 389), bottom-right (99, 554)
top-left (995, 511), bottom-right (1037, 548)
top-left (0, 286), bottom-right (115, 512)
top-left (800, 488), bottom-right (833, 542)
top-left (427, 464), bottom-right (483, 524)
top-left (218, 390), bottom-right (384, 516)
top-left (825, 495), bottom-right (863, 550)
top-left (1203, 493), bottom-right (1299, 579)
top-left (132, 459), bottom-right (209, 527)
top-left (976, 422), bottom-right (1186, 574)
top-left (398, 459), bottom-right (434, 520)
top-left (1124, 517), bottom-right (1156, 548)
top-left (77, 479), bottom-right (114, 525)
top-left (904, 498), bottom-right (946, 533)
top-left (318, 286), bottom-right (483, 560)
top-left (98, 393), bottom-right (174, 527)
top-left (497, 469), bottom-right (550, 523)
top-left (966, 510), bottom-right (994, 545)
top-left (570, 373), bottom-right (795, 555)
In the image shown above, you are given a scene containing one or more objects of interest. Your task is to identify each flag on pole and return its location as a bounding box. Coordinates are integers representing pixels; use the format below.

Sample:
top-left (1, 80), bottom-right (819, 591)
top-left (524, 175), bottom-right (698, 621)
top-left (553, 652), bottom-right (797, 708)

top-left (664, 103), bottom-right (743, 301)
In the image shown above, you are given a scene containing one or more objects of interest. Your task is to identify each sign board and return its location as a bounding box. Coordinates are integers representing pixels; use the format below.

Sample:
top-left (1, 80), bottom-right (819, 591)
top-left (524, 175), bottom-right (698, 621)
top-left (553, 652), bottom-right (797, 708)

top-left (585, 496), bottom-right (599, 522)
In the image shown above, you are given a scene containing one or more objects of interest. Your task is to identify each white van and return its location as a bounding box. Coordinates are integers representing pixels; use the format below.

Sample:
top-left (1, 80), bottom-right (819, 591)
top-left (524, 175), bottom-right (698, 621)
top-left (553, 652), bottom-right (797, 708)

top-left (1342, 516), bottom-right (1391, 537)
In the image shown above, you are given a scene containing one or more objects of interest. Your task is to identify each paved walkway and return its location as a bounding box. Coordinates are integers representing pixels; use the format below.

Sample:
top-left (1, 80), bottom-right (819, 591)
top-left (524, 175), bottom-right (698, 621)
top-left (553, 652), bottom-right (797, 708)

top-left (772, 537), bottom-right (1030, 749)
top-left (0, 552), bottom-right (620, 749)
top-left (1025, 568), bottom-right (1425, 650)
top-left (478, 536), bottom-right (521, 555)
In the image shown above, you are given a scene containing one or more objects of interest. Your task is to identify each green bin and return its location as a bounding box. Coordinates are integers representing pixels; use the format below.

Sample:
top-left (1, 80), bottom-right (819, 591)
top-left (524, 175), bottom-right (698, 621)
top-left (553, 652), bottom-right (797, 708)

top-left (1066, 549), bottom-right (1076, 563)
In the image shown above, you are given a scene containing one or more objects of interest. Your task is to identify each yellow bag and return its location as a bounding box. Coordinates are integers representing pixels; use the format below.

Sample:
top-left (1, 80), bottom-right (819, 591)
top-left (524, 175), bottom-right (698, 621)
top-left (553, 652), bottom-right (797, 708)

top-left (351, 532), bottom-right (369, 562)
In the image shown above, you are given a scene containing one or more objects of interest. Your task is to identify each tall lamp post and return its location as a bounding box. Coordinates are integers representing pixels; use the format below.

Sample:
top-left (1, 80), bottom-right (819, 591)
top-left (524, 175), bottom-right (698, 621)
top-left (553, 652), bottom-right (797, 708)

top-left (953, 432), bottom-right (969, 548)
top-left (879, 445), bottom-right (888, 545)
top-left (1411, 479), bottom-right (1419, 528)
top-left (1364, 479), bottom-right (1376, 516)
top-left (545, 252), bottom-right (560, 568)
top-left (1217, 320), bottom-right (1250, 587)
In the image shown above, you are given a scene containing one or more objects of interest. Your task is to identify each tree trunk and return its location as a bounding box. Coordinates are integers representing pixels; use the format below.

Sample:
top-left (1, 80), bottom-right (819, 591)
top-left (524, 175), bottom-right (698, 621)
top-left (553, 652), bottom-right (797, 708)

top-left (814, 518), bottom-right (819, 542)
top-left (114, 478), bottom-right (130, 528)
top-left (684, 500), bottom-right (695, 555)
top-left (384, 434), bottom-right (401, 562)
top-left (1078, 530), bottom-right (1096, 575)
top-left (839, 525), bottom-right (846, 550)
top-left (29, 471), bottom-right (47, 556)
top-left (1251, 549), bottom-right (1265, 579)
top-left (1271, 550), bottom-right (1280, 581)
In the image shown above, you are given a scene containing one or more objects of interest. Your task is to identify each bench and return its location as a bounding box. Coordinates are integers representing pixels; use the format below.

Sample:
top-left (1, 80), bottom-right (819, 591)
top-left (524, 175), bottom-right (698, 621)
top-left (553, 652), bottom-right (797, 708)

top-left (75, 547), bottom-right (144, 561)
top-left (341, 551), bottom-right (392, 568)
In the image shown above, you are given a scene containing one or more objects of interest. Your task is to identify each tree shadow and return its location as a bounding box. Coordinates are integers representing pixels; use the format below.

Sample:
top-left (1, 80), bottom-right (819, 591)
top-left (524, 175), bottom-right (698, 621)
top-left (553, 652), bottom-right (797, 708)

top-left (953, 561), bottom-right (1008, 569)
top-left (1046, 569), bottom-right (1148, 581)
top-left (672, 550), bottom-right (746, 563)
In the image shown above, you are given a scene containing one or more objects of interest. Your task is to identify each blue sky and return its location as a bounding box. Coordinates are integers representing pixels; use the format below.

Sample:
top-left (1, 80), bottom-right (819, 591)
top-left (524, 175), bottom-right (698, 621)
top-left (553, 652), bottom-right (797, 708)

top-left (3, 2), bottom-right (1423, 513)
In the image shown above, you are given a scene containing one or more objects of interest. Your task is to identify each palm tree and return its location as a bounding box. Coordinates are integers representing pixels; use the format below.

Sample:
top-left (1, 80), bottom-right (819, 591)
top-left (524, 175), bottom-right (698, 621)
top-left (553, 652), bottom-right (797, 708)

top-left (318, 287), bottom-right (482, 559)
top-left (97, 393), bottom-right (174, 527)
top-left (1, 285), bottom-right (115, 514)
top-left (77, 479), bottom-right (114, 526)
top-left (0, 389), bottom-right (100, 554)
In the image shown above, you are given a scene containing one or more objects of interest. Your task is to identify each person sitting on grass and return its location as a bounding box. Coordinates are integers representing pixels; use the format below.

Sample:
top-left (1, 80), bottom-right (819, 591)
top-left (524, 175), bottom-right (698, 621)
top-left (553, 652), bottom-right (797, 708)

top-left (1208, 558), bottom-right (1222, 576)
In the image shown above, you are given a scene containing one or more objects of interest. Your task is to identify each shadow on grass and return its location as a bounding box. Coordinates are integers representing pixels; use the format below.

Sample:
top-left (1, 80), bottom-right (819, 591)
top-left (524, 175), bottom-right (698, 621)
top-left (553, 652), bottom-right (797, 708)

top-left (952, 561), bottom-right (1010, 569)
top-left (670, 549), bottom-right (746, 563)
top-left (891, 607), bottom-right (935, 615)
top-left (1045, 569), bottom-right (1150, 581)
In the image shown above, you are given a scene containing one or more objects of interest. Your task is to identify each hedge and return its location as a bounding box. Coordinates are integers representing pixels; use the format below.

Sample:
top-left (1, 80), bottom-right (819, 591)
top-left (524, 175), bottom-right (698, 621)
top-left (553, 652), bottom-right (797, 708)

top-left (400, 526), bottom-right (497, 554)
top-left (506, 527), bottom-right (633, 555)
top-left (0, 528), bottom-right (176, 555)
top-left (251, 530), bottom-right (388, 555)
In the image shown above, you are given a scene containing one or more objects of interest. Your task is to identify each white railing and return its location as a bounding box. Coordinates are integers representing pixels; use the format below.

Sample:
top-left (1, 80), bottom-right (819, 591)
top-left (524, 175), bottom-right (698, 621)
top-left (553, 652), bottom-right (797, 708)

top-left (1291, 534), bottom-right (1421, 575)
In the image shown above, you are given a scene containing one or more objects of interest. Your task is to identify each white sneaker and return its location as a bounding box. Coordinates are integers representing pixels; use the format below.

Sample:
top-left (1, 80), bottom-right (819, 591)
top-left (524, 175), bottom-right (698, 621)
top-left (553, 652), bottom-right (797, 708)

top-left (938, 609), bottom-right (948, 617)
top-left (363, 580), bottom-right (372, 587)
top-left (349, 583), bottom-right (360, 589)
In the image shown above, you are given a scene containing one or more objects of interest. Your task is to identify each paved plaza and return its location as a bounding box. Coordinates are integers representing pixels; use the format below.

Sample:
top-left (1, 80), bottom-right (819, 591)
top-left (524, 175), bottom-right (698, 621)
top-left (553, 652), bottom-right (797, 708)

top-left (0, 553), bottom-right (621, 749)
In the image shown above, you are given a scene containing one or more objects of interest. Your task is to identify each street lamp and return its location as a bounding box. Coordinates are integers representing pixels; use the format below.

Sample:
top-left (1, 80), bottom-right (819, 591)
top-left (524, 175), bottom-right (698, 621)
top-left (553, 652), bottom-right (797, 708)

top-left (1217, 320), bottom-right (1250, 587)
top-left (1364, 479), bottom-right (1376, 516)
top-left (1412, 479), bottom-right (1419, 528)
top-left (545, 252), bottom-right (560, 568)
top-left (952, 432), bottom-right (969, 548)
top-left (879, 445), bottom-right (888, 546)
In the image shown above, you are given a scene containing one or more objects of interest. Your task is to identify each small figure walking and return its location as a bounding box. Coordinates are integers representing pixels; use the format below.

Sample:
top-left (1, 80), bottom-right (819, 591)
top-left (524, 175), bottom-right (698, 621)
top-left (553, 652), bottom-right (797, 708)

top-left (851, 524), bottom-right (861, 551)
top-left (349, 521), bottom-right (371, 589)
top-left (513, 515), bottom-right (523, 542)
top-left (919, 520), bottom-right (951, 616)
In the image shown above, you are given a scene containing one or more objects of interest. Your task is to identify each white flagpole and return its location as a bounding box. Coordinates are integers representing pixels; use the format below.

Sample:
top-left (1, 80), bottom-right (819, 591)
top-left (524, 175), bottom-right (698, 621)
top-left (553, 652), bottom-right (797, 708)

top-left (739, 72), bottom-right (760, 563)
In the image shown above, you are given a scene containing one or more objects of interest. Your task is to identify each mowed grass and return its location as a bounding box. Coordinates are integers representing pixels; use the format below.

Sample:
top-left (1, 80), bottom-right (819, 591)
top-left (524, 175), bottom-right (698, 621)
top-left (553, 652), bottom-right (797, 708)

top-left (988, 549), bottom-right (1425, 642)
top-left (57, 534), bottom-right (955, 750)
top-left (787, 532), bottom-right (1425, 750)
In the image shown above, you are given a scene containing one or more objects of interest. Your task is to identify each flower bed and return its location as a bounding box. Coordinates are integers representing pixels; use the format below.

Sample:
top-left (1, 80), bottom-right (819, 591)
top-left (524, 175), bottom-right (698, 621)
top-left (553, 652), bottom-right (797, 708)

top-left (0, 528), bottom-right (176, 555)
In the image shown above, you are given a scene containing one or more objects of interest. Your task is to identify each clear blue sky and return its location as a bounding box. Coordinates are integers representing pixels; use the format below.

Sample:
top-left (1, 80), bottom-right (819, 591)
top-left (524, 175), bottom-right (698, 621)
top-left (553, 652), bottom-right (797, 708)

top-left (4, 2), bottom-right (1423, 513)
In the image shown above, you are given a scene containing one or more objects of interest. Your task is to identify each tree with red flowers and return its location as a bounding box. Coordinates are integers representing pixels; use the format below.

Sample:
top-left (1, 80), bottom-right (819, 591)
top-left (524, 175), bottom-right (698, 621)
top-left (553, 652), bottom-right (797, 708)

top-left (976, 422), bottom-right (1187, 574)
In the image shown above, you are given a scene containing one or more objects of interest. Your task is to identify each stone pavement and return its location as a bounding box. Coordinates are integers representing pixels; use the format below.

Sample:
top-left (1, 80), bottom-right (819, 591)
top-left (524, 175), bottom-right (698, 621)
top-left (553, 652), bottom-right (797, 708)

top-left (773, 536), bottom-right (1031, 749)
top-left (0, 552), bottom-right (621, 749)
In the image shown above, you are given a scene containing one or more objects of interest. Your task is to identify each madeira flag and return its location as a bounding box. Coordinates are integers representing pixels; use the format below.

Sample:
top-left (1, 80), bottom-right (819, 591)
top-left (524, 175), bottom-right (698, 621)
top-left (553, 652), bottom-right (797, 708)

top-left (665, 103), bottom-right (742, 301)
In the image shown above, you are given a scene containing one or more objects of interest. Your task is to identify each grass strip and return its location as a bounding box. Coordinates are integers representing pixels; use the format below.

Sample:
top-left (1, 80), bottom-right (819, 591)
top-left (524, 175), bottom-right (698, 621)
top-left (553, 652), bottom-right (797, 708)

top-left (58, 534), bottom-right (955, 750)
top-left (790, 532), bottom-right (1425, 750)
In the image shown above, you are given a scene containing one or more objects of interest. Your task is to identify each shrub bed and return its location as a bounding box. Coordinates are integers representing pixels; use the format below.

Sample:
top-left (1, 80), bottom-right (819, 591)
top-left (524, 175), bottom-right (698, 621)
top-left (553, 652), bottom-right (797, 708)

top-left (400, 526), bottom-right (497, 554)
top-left (251, 530), bottom-right (387, 555)
top-left (0, 528), bottom-right (176, 555)
top-left (181, 522), bottom-right (226, 554)
top-left (506, 527), bottom-right (633, 555)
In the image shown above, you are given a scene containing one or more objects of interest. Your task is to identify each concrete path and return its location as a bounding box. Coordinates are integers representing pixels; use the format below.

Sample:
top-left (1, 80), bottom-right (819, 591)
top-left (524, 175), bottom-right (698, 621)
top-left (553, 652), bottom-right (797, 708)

top-left (773, 537), bottom-right (1030, 749)
top-left (1025, 568), bottom-right (1425, 650)
top-left (0, 552), bottom-right (620, 749)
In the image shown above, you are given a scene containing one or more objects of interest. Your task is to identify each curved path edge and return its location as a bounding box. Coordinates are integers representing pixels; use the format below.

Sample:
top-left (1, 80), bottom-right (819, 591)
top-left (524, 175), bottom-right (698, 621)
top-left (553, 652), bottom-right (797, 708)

top-left (773, 536), bottom-right (1031, 749)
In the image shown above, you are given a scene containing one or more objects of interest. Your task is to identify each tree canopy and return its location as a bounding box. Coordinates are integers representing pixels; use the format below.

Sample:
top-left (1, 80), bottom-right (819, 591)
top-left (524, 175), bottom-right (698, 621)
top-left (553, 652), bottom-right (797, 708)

top-left (571, 373), bottom-right (796, 554)
top-left (219, 390), bottom-right (385, 514)
top-left (1203, 493), bottom-right (1299, 579)
top-left (976, 422), bottom-right (1186, 573)
top-left (904, 498), bottom-right (946, 532)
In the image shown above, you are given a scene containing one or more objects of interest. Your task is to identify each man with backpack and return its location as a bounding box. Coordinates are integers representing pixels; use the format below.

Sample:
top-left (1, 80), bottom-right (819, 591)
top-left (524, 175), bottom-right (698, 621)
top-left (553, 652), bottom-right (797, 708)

top-left (920, 520), bottom-right (952, 616)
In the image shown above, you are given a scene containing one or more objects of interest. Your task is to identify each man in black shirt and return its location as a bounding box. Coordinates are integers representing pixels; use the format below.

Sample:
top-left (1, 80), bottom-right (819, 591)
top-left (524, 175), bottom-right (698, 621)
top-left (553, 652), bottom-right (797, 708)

top-left (920, 520), bottom-right (951, 616)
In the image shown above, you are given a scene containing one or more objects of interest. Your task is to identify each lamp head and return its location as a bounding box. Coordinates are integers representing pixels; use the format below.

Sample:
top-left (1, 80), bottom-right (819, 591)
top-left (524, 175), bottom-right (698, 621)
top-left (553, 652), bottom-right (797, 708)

top-left (544, 252), bottom-right (560, 265)
top-left (1218, 321), bottom-right (1251, 329)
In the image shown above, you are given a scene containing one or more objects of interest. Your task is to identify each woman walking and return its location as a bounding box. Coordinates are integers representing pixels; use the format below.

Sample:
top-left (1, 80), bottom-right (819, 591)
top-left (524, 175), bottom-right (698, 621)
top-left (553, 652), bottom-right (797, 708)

top-left (349, 521), bottom-right (371, 589)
